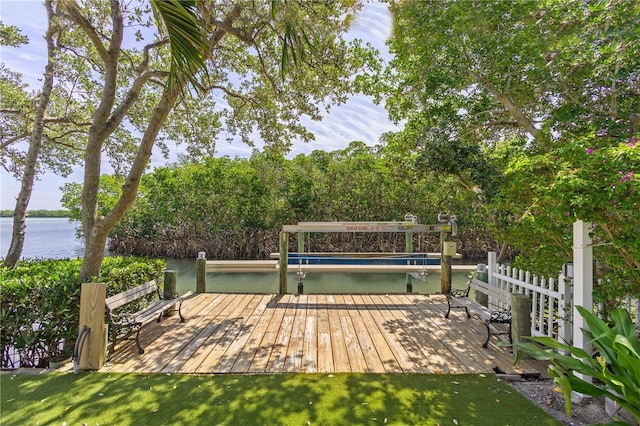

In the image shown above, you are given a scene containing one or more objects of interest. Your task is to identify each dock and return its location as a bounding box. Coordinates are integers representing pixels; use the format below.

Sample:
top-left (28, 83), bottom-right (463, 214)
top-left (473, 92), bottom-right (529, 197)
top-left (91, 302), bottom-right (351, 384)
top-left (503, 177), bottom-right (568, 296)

top-left (102, 293), bottom-right (548, 376)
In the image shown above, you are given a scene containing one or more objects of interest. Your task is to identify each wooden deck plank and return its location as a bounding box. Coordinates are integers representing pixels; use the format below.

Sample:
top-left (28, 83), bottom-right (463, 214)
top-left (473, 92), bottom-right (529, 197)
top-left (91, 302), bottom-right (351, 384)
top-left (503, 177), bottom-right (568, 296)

top-left (229, 295), bottom-right (276, 372)
top-left (340, 295), bottom-right (368, 373)
top-left (302, 295), bottom-right (318, 372)
top-left (327, 295), bottom-right (351, 372)
top-left (171, 294), bottom-right (241, 373)
top-left (160, 294), bottom-right (233, 373)
top-left (141, 294), bottom-right (232, 373)
top-left (209, 294), bottom-right (265, 373)
top-left (408, 294), bottom-right (511, 374)
top-left (404, 294), bottom-right (487, 373)
top-left (363, 294), bottom-right (422, 373)
top-left (188, 294), bottom-right (256, 373)
top-left (247, 296), bottom-right (286, 373)
top-left (101, 293), bottom-right (216, 371)
top-left (265, 314), bottom-right (294, 373)
top-left (364, 294), bottom-right (427, 372)
top-left (102, 293), bottom-right (549, 377)
top-left (315, 294), bottom-right (334, 373)
top-left (283, 294), bottom-right (307, 372)
top-left (393, 294), bottom-right (460, 374)
top-left (351, 294), bottom-right (402, 373)
top-left (264, 294), bottom-right (298, 372)
top-left (371, 294), bottom-right (432, 373)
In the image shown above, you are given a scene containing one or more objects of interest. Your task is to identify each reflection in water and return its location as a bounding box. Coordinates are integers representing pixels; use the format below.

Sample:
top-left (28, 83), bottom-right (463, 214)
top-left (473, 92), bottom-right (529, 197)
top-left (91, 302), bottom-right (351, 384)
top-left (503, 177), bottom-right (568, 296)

top-left (166, 258), bottom-right (475, 296)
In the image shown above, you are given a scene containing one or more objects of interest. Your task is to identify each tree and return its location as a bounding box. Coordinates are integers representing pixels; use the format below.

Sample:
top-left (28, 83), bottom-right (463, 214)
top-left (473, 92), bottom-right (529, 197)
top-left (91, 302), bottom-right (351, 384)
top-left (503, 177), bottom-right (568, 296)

top-left (2, 1), bottom-right (64, 268)
top-left (375, 0), bottom-right (639, 295)
top-left (48, 0), bottom-right (377, 280)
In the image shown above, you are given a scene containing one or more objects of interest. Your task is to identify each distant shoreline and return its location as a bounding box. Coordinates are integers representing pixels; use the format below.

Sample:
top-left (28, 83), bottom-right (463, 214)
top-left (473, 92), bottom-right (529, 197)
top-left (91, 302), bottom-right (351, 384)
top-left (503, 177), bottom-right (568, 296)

top-left (0, 209), bottom-right (71, 218)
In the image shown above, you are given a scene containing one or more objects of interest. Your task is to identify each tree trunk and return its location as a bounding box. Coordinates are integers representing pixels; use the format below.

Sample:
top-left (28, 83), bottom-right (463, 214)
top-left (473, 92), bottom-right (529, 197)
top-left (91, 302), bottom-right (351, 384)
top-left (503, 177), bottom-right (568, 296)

top-left (79, 221), bottom-right (110, 280)
top-left (79, 87), bottom-right (181, 280)
top-left (496, 240), bottom-right (509, 264)
top-left (3, 1), bottom-right (57, 269)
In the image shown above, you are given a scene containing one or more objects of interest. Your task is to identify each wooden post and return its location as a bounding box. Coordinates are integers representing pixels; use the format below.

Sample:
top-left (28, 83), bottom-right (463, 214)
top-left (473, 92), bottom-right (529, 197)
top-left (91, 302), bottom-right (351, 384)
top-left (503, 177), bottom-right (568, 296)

top-left (298, 232), bottom-right (305, 254)
top-left (474, 263), bottom-right (489, 306)
top-left (511, 294), bottom-right (532, 360)
top-left (78, 283), bottom-right (106, 371)
top-left (279, 232), bottom-right (288, 294)
top-left (196, 252), bottom-right (206, 293)
top-left (163, 270), bottom-right (177, 317)
top-left (440, 230), bottom-right (452, 294)
top-left (406, 231), bottom-right (413, 292)
top-left (487, 251), bottom-right (497, 287)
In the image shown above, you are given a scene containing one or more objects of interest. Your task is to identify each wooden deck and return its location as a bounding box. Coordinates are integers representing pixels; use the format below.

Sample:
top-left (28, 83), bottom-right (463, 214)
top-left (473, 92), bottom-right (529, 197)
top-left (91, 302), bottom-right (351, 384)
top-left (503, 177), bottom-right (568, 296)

top-left (101, 293), bottom-right (548, 376)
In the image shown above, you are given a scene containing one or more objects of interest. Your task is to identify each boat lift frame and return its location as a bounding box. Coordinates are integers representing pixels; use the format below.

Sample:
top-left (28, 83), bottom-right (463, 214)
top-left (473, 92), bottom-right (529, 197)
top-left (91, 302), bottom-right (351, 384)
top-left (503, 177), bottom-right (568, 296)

top-left (278, 214), bottom-right (457, 294)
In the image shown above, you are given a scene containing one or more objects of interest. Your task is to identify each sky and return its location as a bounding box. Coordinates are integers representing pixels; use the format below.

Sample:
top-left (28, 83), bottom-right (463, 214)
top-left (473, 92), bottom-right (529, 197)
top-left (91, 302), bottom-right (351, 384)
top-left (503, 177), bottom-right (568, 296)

top-left (0, 1), bottom-right (399, 210)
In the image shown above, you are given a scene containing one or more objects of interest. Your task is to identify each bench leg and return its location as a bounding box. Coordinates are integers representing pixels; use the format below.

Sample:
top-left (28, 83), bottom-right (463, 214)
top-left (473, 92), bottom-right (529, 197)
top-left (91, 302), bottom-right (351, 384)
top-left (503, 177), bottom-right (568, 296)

top-left (135, 326), bottom-right (145, 354)
top-left (482, 320), bottom-right (512, 349)
top-left (482, 322), bottom-right (491, 348)
top-left (444, 298), bottom-right (470, 319)
top-left (109, 327), bottom-right (117, 356)
top-left (178, 300), bottom-right (186, 322)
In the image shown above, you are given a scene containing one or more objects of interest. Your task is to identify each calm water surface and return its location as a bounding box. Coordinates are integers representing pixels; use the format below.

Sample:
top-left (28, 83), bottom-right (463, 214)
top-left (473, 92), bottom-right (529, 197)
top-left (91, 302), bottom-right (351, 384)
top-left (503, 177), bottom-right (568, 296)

top-left (0, 217), bottom-right (84, 259)
top-left (1, 218), bottom-right (473, 294)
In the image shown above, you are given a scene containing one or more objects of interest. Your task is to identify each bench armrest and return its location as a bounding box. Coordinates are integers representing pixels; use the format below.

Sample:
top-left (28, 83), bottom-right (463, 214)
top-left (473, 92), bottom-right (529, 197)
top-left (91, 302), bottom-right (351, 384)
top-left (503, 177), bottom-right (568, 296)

top-left (107, 310), bottom-right (137, 326)
top-left (488, 310), bottom-right (512, 323)
top-left (450, 288), bottom-right (470, 297)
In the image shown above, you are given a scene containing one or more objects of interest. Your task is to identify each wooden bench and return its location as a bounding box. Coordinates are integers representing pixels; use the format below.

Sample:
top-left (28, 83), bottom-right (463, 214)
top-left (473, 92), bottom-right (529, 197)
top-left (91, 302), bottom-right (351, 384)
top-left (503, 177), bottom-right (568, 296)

top-left (445, 277), bottom-right (512, 348)
top-left (105, 280), bottom-right (191, 355)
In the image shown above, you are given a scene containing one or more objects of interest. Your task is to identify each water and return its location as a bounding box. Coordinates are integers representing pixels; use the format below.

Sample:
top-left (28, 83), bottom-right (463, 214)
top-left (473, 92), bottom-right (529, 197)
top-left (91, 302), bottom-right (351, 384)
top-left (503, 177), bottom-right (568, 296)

top-left (1, 218), bottom-right (474, 294)
top-left (0, 217), bottom-right (84, 259)
top-left (166, 258), bottom-right (473, 295)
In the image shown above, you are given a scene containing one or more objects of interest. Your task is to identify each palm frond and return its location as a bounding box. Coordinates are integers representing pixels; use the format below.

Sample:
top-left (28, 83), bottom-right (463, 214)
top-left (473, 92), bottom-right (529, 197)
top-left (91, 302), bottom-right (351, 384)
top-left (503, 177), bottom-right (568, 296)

top-left (150, 0), bottom-right (208, 93)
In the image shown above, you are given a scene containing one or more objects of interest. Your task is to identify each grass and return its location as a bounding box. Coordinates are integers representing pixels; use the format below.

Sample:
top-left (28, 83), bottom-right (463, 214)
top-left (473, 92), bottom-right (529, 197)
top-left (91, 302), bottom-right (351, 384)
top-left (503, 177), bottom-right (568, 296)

top-left (1, 372), bottom-right (561, 425)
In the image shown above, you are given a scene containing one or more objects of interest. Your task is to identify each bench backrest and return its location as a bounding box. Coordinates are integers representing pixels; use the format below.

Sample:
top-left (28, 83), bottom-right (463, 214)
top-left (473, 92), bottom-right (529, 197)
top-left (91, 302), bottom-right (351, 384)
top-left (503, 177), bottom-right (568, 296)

top-left (105, 280), bottom-right (159, 311)
top-left (469, 278), bottom-right (511, 310)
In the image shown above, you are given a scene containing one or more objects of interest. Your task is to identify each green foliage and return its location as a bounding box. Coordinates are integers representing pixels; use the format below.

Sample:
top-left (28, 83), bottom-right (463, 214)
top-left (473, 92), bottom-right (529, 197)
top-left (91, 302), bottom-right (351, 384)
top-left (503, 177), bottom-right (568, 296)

top-left (374, 0), bottom-right (640, 300)
top-left (0, 257), bottom-right (165, 368)
top-left (0, 22), bottom-right (28, 46)
top-left (515, 306), bottom-right (640, 422)
top-left (61, 175), bottom-right (127, 223)
top-left (149, 0), bottom-right (208, 92)
top-left (505, 138), bottom-right (640, 301)
top-left (59, 143), bottom-right (493, 259)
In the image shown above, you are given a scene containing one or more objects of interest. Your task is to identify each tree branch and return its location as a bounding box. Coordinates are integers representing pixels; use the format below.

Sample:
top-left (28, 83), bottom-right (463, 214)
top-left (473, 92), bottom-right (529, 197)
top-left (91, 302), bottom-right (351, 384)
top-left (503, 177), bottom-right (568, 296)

top-left (211, 20), bottom-right (253, 45)
top-left (469, 70), bottom-right (539, 138)
top-left (63, 1), bottom-right (108, 63)
top-left (103, 70), bottom-right (165, 136)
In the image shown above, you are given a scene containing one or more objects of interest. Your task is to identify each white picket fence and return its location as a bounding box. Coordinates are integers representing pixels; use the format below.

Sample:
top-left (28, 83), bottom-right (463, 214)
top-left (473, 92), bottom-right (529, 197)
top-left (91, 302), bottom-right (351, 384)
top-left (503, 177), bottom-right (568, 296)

top-left (485, 251), bottom-right (640, 346)
top-left (487, 252), bottom-right (572, 345)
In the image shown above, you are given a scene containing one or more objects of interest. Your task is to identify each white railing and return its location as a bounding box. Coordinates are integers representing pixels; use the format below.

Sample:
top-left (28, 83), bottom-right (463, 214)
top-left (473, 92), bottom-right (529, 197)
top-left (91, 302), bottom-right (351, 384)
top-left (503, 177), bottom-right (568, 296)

top-left (487, 251), bottom-right (640, 345)
top-left (487, 252), bottom-right (573, 345)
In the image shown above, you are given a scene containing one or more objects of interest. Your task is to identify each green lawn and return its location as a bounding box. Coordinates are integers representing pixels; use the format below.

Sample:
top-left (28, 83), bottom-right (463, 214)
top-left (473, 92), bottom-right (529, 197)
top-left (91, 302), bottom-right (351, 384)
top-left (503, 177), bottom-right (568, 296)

top-left (1, 372), bottom-right (560, 425)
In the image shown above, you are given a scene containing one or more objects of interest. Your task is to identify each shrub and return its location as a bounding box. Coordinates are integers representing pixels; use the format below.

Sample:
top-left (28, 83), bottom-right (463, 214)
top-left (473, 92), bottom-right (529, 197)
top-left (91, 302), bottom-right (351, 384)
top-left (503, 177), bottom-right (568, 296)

top-left (0, 257), bottom-right (165, 368)
top-left (515, 306), bottom-right (640, 423)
